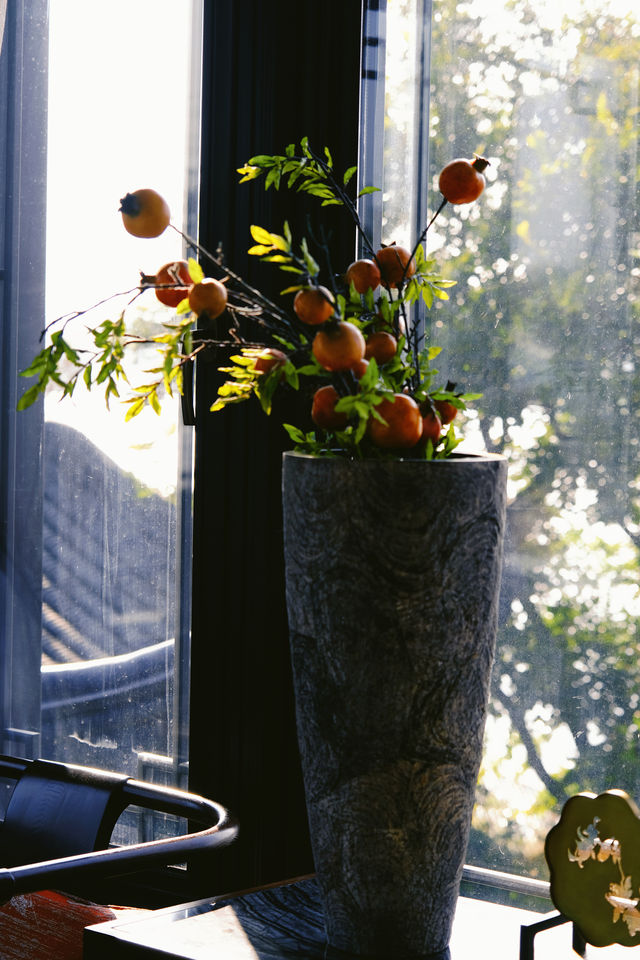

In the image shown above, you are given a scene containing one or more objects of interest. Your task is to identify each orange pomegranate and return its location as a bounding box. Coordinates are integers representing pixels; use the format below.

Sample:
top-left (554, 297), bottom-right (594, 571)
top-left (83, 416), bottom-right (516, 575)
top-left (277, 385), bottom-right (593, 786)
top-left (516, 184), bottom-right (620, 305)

top-left (350, 358), bottom-right (369, 381)
top-left (438, 156), bottom-right (489, 205)
top-left (312, 321), bottom-right (366, 372)
top-left (311, 385), bottom-right (348, 431)
top-left (154, 260), bottom-right (191, 307)
top-left (365, 331), bottom-right (397, 365)
top-left (345, 258), bottom-right (381, 294)
top-left (293, 286), bottom-right (335, 325)
top-left (254, 348), bottom-right (287, 375)
top-left (375, 244), bottom-right (416, 288)
top-left (120, 188), bottom-right (170, 238)
top-left (421, 409), bottom-right (442, 445)
top-left (188, 277), bottom-right (228, 320)
top-left (433, 398), bottom-right (458, 425)
top-left (367, 394), bottom-right (423, 449)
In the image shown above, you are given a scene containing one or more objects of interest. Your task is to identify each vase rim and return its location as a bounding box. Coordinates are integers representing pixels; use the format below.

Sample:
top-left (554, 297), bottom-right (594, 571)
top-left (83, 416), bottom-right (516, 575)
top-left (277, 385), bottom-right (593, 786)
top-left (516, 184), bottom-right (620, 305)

top-left (282, 450), bottom-right (506, 463)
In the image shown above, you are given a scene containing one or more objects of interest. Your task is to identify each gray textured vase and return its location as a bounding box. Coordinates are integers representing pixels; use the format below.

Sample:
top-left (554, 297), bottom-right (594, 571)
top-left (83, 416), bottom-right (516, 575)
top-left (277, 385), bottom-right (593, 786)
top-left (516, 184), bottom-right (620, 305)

top-left (282, 451), bottom-right (508, 958)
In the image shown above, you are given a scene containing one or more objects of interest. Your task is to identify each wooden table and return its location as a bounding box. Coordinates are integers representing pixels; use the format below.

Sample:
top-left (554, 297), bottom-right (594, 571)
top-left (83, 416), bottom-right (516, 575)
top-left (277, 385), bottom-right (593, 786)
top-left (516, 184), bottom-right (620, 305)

top-left (83, 875), bottom-right (630, 959)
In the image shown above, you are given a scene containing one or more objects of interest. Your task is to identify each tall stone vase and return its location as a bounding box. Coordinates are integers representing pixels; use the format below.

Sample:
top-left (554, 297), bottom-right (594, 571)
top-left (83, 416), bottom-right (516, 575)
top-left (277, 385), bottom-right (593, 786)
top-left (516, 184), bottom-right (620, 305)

top-left (282, 451), bottom-right (508, 959)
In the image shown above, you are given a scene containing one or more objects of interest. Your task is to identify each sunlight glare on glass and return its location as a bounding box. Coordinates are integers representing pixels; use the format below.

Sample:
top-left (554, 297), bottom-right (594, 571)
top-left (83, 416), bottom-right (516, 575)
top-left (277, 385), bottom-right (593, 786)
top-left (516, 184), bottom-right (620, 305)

top-left (45, 1), bottom-right (193, 495)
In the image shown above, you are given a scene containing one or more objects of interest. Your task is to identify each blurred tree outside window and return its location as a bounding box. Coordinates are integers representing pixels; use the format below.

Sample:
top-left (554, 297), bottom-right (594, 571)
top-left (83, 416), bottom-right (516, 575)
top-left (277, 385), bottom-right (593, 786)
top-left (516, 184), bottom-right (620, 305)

top-left (382, 0), bottom-right (640, 878)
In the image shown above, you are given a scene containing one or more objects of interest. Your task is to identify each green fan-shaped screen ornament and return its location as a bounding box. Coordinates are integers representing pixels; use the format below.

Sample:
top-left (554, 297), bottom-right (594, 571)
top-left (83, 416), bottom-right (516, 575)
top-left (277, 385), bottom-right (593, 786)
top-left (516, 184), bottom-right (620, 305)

top-left (545, 790), bottom-right (640, 948)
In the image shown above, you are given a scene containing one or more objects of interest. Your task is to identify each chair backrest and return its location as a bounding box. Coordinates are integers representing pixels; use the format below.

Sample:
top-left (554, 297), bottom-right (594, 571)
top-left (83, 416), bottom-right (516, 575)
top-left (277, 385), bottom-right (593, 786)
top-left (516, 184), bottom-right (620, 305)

top-left (0, 755), bottom-right (238, 904)
top-left (0, 759), bottom-right (127, 867)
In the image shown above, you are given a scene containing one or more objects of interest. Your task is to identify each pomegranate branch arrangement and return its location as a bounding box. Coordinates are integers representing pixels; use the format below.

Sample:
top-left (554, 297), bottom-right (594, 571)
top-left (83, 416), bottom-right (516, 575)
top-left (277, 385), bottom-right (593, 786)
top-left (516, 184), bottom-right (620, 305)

top-left (19, 139), bottom-right (490, 459)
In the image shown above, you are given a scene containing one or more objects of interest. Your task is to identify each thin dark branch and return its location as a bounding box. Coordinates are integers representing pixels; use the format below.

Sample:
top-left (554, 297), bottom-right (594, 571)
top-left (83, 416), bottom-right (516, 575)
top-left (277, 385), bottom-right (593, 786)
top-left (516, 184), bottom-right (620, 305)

top-left (494, 695), bottom-right (568, 805)
top-left (306, 148), bottom-right (377, 260)
top-left (41, 286), bottom-right (144, 341)
top-left (170, 225), bottom-right (295, 334)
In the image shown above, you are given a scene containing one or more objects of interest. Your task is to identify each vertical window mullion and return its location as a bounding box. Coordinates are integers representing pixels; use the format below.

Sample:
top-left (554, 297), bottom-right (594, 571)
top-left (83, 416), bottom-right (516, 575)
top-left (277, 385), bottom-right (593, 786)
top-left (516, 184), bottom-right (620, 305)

top-left (0, 0), bottom-right (49, 759)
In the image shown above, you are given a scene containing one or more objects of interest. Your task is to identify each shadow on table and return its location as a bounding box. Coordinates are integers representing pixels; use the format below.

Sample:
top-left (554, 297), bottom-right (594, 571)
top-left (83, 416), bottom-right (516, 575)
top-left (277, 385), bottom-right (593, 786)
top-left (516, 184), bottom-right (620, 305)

top-left (226, 877), bottom-right (450, 960)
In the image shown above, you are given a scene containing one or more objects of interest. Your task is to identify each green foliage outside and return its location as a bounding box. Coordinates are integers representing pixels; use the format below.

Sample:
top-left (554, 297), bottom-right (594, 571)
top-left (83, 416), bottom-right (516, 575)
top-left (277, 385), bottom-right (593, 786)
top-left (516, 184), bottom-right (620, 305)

top-left (392, 0), bottom-right (640, 876)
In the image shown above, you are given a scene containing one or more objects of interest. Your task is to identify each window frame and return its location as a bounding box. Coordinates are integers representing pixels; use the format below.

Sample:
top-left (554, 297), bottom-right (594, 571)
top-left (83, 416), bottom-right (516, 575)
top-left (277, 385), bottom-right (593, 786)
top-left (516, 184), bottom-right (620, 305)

top-left (0, 0), bottom-right (364, 903)
top-left (1, 0), bottom-right (580, 912)
top-left (0, 0), bottom-right (48, 762)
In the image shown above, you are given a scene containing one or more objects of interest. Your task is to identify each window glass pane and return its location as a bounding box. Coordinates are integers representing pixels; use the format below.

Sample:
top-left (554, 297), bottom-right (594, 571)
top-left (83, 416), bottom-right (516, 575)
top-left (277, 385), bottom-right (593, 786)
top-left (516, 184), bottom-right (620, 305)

top-left (382, 0), bottom-right (422, 244)
top-left (36, 0), bottom-right (198, 784)
top-left (383, 0), bottom-right (640, 880)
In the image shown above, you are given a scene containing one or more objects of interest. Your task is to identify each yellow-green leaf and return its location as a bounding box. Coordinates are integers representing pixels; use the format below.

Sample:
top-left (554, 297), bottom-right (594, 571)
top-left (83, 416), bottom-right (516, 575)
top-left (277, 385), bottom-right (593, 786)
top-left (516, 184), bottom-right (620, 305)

top-left (237, 164), bottom-right (260, 182)
top-left (188, 258), bottom-right (204, 283)
top-left (250, 225), bottom-right (276, 245)
top-left (125, 398), bottom-right (145, 421)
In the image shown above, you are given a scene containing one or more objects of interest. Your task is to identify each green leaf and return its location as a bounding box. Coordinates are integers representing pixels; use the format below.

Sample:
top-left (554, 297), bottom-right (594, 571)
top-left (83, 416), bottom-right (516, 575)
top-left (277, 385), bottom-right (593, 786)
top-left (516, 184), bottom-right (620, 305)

top-left (287, 166), bottom-right (304, 189)
top-left (282, 363), bottom-right (299, 389)
top-left (283, 423), bottom-right (306, 443)
top-left (431, 286), bottom-right (450, 301)
top-left (105, 377), bottom-right (119, 401)
top-left (343, 165), bottom-right (357, 186)
top-left (19, 352), bottom-right (49, 378)
top-left (247, 154), bottom-right (276, 166)
top-left (296, 363), bottom-right (323, 376)
top-left (357, 185), bottom-right (381, 197)
top-left (421, 284), bottom-right (434, 309)
top-left (299, 237), bottom-right (320, 277)
top-left (265, 166), bottom-right (281, 190)
top-left (355, 417), bottom-right (370, 443)
top-left (305, 184), bottom-right (335, 200)
top-left (132, 382), bottom-right (157, 393)
top-left (16, 383), bottom-right (43, 411)
top-left (359, 356), bottom-right (379, 390)
top-left (93, 324), bottom-right (113, 347)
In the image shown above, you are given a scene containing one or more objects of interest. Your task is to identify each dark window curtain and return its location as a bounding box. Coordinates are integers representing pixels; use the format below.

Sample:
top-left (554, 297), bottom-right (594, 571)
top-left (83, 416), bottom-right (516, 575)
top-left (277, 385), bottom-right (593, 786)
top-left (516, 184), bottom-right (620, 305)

top-left (189, 0), bottom-right (364, 893)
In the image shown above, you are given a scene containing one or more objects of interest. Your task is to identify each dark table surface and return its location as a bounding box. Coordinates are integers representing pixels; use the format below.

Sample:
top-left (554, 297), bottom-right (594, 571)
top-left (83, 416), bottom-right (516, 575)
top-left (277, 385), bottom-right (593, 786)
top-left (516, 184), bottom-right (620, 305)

top-left (83, 874), bottom-right (620, 959)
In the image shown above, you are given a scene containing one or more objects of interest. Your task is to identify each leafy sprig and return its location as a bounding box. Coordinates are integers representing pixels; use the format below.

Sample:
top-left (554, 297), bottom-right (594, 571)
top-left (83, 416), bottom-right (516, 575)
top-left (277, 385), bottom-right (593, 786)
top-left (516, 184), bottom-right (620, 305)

top-left (238, 137), bottom-right (379, 258)
top-left (237, 137), bottom-right (378, 208)
top-left (247, 223), bottom-right (321, 284)
top-left (18, 136), bottom-right (486, 459)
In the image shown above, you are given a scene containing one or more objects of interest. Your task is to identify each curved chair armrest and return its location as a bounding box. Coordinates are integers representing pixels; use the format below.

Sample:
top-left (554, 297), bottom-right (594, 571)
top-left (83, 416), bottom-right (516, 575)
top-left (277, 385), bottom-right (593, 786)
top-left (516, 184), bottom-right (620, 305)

top-left (0, 766), bottom-right (238, 903)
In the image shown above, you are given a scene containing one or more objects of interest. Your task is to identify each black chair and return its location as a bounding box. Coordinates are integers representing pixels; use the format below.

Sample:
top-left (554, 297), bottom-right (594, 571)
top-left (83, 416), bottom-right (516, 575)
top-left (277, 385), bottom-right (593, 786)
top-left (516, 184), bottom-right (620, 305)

top-left (0, 754), bottom-right (238, 904)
